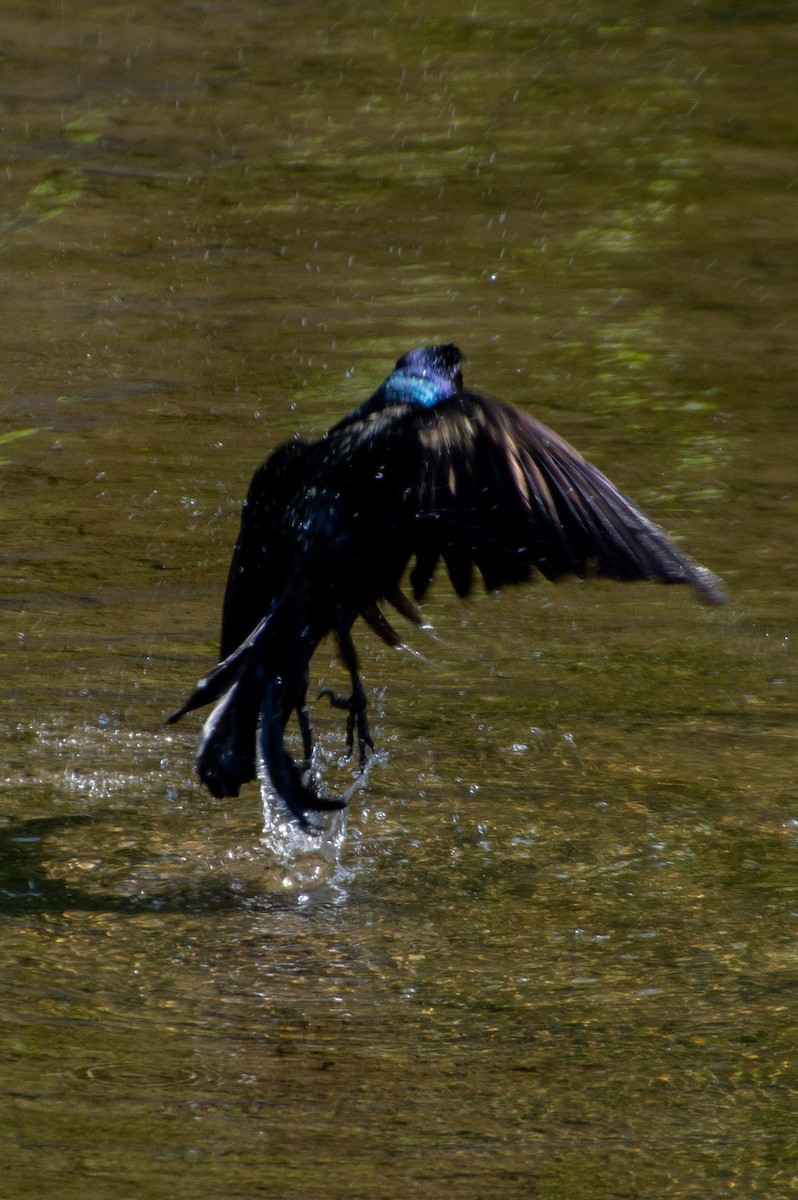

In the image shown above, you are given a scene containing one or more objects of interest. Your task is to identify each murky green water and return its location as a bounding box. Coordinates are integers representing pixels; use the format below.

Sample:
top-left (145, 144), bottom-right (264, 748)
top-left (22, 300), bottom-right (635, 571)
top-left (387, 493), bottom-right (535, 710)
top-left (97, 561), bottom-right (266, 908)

top-left (2, 3), bottom-right (796, 1197)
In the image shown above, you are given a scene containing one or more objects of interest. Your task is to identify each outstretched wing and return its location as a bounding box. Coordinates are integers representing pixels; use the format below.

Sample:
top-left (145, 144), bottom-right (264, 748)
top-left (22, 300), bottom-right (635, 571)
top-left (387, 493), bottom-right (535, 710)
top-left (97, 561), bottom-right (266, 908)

top-left (324, 392), bottom-right (726, 605)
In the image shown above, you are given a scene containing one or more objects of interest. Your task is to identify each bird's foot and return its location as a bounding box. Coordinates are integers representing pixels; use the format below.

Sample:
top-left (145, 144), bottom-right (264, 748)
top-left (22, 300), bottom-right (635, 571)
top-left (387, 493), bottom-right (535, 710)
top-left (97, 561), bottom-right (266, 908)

top-left (318, 688), bottom-right (375, 767)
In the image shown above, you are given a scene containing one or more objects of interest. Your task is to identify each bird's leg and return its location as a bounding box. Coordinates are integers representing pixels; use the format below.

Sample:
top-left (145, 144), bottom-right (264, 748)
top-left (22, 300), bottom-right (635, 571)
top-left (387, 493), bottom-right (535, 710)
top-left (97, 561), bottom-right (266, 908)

top-left (319, 630), bottom-right (375, 768)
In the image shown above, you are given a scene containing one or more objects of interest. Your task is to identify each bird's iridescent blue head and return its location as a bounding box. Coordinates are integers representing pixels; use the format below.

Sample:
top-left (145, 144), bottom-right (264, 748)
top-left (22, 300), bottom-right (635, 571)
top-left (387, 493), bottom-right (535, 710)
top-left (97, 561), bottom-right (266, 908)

top-left (382, 343), bottom-right (464, 408)
top-left (334, 344), bottom-right (465, 431)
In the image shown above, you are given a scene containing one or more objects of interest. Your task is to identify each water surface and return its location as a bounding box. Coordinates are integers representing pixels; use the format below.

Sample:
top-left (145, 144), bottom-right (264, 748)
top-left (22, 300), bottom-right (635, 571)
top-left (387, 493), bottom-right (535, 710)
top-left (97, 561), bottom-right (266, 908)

top-left (1, 4), bottom-right (796, 1198)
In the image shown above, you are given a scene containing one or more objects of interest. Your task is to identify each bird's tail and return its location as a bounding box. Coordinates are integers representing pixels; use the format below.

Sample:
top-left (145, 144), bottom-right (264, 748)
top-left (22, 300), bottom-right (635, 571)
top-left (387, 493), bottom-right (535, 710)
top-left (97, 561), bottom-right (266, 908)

top-left (169, 608), bottom-right (341, 829)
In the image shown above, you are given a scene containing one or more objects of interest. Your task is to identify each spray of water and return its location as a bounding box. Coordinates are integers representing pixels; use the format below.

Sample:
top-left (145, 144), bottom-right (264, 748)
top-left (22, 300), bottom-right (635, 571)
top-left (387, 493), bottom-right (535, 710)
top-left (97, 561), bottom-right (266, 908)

top-left (254, 728), bottom-right (380, 894)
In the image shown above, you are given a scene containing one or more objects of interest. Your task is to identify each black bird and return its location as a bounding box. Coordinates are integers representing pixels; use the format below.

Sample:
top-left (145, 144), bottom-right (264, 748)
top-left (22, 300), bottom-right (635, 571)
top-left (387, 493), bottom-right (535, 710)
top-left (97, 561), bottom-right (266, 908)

top-left (169, 344), bottom-right (725, 829)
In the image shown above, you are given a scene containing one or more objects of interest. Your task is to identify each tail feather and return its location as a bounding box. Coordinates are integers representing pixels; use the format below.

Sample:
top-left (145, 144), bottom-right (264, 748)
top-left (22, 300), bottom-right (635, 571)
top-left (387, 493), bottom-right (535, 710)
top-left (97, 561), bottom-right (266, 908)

top-left (169, 607), bottom-right (346, 828)
top-left (195, 684), bottom-right (257, 798)
top-left (257, 678), bottom-right (347, 830)
top-left (168, 605), bottom-right (278, 725)
top-left (192, 641), bottom-right (275, 799)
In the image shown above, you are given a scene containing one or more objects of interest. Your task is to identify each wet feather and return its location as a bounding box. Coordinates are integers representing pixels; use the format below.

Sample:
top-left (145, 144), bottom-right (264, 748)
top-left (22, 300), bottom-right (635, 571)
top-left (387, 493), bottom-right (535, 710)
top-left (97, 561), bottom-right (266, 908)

top-left (170, 343), bottom-right (726, 828)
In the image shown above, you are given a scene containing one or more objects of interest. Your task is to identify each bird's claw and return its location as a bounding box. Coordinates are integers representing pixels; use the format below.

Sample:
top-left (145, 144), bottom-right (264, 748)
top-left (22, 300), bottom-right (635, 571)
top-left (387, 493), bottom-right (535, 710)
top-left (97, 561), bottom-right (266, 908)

top-left (318, 687), bottom-right (374, 767)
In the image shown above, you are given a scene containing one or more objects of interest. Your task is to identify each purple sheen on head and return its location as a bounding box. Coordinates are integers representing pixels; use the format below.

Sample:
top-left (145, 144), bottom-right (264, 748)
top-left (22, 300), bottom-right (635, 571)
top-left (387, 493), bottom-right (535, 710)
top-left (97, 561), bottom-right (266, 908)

top-left (393, 344), bottom-right (464, 395)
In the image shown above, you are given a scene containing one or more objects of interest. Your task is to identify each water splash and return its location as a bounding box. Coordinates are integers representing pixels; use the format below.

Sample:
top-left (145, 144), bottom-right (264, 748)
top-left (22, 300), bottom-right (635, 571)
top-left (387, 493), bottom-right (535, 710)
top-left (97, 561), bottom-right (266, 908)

top-left (254, 736), bottom-right (380, 893)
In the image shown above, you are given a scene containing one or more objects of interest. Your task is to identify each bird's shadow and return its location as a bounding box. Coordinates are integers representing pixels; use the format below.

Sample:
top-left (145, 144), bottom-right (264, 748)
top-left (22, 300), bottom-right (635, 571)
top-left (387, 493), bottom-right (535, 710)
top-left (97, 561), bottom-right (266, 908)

top-left (0, 810), bottom-right (343, 916)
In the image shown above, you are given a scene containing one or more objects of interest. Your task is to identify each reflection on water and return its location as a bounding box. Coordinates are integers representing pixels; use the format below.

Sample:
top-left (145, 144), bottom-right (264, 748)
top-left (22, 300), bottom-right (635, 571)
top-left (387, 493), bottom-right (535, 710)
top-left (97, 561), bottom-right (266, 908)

top-left (2, 2), bottom-right (797, 1198)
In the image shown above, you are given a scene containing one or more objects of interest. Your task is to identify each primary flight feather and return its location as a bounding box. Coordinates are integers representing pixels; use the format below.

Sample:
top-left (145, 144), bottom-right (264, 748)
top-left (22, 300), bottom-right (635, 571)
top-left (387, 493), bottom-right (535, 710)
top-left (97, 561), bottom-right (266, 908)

top-left (170, 344), bottom-right (725, 828)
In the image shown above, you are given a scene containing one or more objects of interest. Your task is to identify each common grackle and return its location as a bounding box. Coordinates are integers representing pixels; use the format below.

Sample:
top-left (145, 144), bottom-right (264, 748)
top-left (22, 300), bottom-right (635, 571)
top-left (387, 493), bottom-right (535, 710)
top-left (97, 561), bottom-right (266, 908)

top-left (169, 344), bottom-right (725, 829)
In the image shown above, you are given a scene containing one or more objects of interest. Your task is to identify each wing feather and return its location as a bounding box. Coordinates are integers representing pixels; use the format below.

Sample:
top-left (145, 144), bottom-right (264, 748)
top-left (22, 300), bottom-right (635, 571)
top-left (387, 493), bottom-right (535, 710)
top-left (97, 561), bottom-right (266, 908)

top-left (220, 438), bottom-right (314, 658)
top-left (325, 393), bottom-right (725, 604)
